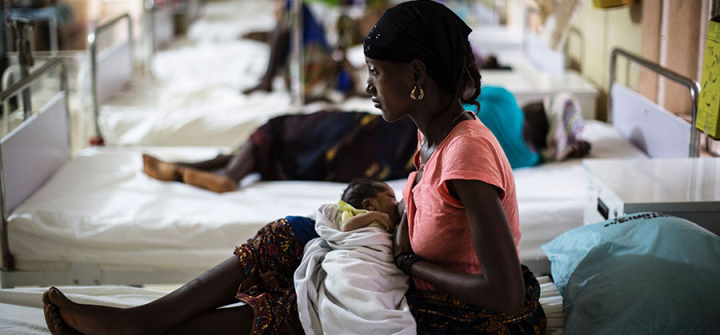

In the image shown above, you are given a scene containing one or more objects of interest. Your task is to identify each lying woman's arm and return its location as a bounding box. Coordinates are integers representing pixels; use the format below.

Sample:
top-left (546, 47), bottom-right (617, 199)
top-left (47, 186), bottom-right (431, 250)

top-left (400, 179), bottom-right (525, 315)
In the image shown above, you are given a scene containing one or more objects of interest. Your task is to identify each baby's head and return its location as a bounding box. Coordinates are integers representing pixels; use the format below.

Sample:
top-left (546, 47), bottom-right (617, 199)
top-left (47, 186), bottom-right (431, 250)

top-left (342, 179), bottom-right (400, 225)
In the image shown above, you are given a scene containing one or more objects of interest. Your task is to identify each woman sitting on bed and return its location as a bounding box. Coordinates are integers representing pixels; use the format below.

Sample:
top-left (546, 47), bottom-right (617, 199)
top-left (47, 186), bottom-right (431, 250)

top-left (42, 2), bottom-right (545, 334)
top-left (466, 86), bottom-right (592, 169)
top-left (142, 109), bottom-right (418, 193)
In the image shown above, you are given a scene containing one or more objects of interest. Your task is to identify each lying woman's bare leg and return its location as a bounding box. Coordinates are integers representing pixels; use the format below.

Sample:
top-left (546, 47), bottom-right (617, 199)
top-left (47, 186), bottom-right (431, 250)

top-left (43, 256), bottom-right (253, 335)
top-left (142, 154), bottom-right (183, 181)
top-left (181, 144), bottom-right (256, 193)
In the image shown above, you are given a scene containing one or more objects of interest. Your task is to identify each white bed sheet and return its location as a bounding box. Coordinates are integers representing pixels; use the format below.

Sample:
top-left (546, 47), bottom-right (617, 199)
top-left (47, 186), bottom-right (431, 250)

top-left (96, 36), bottom-right (297, 146)
top-left (515, 120), bottom-right (647, 262)
top-left (0, 277), bottom-right (563, 334)
top-left (8, 121), bottom-right (646, 275)
top-left (187, 0), bottom-right (276, 42)
top-left (9, 146), bottom-right (360, 272)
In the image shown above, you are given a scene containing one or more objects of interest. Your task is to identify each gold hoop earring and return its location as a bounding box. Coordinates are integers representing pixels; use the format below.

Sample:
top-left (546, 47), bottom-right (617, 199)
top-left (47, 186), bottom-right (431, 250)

top-left (411, 85), bottom-right (424, 101)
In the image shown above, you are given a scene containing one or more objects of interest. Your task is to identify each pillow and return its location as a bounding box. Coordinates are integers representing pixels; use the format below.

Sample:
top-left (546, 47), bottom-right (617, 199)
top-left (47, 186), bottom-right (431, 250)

top-left (541, 212), bottom-right (720, 334)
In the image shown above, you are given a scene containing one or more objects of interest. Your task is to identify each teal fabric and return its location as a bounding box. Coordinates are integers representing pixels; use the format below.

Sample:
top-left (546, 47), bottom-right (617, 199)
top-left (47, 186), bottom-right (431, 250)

top-left (463, 86), bottom-right (540, 169)
top-left (542, 213), bottom-right (720, 334)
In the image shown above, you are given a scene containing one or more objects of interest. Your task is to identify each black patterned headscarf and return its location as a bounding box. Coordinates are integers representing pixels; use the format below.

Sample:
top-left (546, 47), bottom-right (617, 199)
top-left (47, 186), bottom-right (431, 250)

top-left (363, 0), bottom-right (472, 95)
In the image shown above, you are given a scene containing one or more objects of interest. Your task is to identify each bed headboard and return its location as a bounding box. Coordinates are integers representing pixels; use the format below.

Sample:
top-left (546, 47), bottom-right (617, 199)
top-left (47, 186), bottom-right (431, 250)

top-left (143, 2), bottom-right (175, 77)
top-left (608, 48), bottom-right (702, 158)
top-left (151, 5), bottom-right (175, 50)
top-left (0, 58), bottom-right (70, 270)
top-left (88, 13), bottom-right (133, 144)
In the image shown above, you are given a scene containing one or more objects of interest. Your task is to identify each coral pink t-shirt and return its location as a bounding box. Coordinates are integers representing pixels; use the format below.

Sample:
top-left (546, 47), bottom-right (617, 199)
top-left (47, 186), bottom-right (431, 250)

top-left (402, 114), bottom-right (521, 290)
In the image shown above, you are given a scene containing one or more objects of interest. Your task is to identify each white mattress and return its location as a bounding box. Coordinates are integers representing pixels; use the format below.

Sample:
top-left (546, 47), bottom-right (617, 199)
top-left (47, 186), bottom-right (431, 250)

top-left (515, 120), bottom-right (647, 262)
top-left (98, 32), bottom-right (375, 146)
top-left (8, 121), bottom-right (646, 275)
top-left (187, 0), bottom-right (276, 42)
top-left (0, 276), bottom-right (563, 334)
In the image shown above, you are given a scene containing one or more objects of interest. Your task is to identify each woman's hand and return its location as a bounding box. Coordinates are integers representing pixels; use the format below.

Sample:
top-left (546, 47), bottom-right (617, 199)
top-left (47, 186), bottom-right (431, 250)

top-left (392, 211), bottom-right (413, 265)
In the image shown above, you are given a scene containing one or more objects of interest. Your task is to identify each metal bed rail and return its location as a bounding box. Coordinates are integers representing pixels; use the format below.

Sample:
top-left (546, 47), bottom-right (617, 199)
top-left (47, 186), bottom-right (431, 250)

top-left (609, 48), bottom-right (702, 157)
top-left (88, 13), bottom-right (134, 146)
top-left (0, 57), bottom-right (70, 271)
top-left (144, 0), bottom-right (201, 74)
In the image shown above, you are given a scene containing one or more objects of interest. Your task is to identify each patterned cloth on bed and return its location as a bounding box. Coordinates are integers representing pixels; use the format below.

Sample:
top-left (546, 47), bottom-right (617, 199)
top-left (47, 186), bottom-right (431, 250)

top-left (234, 219), bottom-right (305, 335)
top-left (406, 265), bottom-right (547, 335)
top-left (249, 111), bottom-right (418, 182)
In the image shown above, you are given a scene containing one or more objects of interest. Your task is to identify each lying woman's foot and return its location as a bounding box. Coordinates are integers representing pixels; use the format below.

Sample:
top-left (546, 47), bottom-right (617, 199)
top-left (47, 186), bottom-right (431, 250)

top-left (43, 287), bottom-right (144, 335)
top-left (182, 168), bottom-right (238, 193)
top-left (143, 154), bottom-right (181, 181)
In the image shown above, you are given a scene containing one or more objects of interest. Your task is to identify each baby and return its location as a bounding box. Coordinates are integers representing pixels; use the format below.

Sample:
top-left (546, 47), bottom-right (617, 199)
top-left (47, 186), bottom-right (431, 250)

top-left (294, 178), bottom-right (415, 334)
top-left (338, 179), bottom-right (401, 233)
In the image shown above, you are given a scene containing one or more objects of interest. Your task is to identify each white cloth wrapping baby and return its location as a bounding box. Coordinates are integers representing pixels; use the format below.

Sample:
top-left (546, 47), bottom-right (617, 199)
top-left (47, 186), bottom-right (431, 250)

top-left (294, 204), bottom-right (417, 335)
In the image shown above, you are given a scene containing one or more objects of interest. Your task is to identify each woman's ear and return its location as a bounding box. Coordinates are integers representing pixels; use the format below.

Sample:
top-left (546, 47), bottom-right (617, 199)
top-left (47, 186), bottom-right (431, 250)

top-left (362, 198), bottom-right (376, 211)
top-left (410, 59), bottom-right (427, 85)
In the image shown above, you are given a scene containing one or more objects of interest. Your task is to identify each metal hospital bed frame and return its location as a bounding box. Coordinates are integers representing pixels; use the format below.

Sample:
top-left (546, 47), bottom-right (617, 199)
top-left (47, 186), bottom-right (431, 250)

top-left (2, 12), bottom-right (137, 146)
top-left (608, 48), bottom-right (701, 158)
top-left (518, 48), bottom-right (702, 276)
top-left (0, 57), bottom-right (201, 288)
top-left (0, 48), bottom-right (703, 287)
top-left (145, 0), bottom-right (202, 69)
top-left (0, 58), bottom-right (71, 285)
top-left (88, 13), bottom-right (134, 145)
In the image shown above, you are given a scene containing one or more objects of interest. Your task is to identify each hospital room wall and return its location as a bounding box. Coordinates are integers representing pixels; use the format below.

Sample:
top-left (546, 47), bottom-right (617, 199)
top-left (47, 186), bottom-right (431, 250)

top-left (566, 0), bottom-right (708, 120)
top-left (564, 2), bottom-right (643, 121)
top-left (60, 0), bottom-right (146, 49)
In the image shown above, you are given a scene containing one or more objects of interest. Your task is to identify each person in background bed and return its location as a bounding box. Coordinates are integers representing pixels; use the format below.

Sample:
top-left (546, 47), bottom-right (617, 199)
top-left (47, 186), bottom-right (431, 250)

top-left (242, 0), bottom-right (356, 102)
top-left (142, 110), bottom-right (418, 193)
top-left (465, 86), bottom-right (592, 169)
top-left (41, 1), bottom-right (544, 334)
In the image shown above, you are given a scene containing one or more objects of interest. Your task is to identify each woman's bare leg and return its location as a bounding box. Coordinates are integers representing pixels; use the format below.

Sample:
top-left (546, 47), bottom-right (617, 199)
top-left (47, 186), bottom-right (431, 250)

top-left (143, 155), bottom-right (183, 181)
top-left (181, 144), bottom-right (256, 193)
top-left (143, 153), bottom-right (233, 182)
top-left (177, 154), bottom-right (234, 171)
top-left (43, 256), bottom-right (253, 335)
top-left (163, 305), bottom-right (254, 335)
top-left (242, 22), bottom-right (290, 95)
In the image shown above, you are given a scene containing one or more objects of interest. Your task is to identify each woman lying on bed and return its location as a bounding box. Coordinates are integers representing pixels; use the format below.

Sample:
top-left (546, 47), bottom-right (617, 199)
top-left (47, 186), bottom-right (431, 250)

top-left (142, 109), bottom-right (419, 193)
top-left (143, 87), bottom-right (590, 193)
top-left (466, 86), bottom-right (592, 169)
top-left (43, 2), bottom-right (545, 334)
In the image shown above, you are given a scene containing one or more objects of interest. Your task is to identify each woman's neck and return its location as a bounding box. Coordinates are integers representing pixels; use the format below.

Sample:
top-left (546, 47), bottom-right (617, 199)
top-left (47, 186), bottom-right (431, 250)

top-left (412, 100), bottom-right (467, 147)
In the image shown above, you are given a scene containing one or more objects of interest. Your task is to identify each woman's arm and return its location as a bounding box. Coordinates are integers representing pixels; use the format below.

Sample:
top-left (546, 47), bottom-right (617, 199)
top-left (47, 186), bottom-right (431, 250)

top-left (402, 180), bottom-right (525, 315)
top-left (342, 211), bottom-right (393, 232)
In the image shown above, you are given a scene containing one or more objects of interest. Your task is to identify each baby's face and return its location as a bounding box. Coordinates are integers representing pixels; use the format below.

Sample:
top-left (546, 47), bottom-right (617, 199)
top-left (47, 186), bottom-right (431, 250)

top-left (373, 183), bottom-right (400, 226)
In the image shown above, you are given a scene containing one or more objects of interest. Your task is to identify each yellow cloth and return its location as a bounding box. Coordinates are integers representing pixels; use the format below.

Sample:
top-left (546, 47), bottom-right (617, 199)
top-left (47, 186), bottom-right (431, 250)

top-left (337, 201), bottom-right (386, 231)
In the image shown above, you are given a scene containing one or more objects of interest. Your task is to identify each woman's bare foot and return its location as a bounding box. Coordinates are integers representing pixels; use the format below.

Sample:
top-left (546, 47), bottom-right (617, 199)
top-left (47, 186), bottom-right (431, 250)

top-left (143, 154), bottom-right (181, 181)
top-left (182, 168), bottom-right (238, 193)
top-left (43, 287), bottom-right (148, 335)
top-left (43, 289), bottom-right (82, 335)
